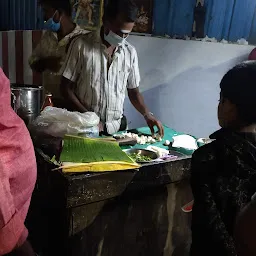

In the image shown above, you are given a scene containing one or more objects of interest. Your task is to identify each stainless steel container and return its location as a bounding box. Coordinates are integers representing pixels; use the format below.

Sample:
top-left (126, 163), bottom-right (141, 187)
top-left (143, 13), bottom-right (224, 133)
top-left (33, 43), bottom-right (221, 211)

top-left (11, 85), bottom-right (43, 125)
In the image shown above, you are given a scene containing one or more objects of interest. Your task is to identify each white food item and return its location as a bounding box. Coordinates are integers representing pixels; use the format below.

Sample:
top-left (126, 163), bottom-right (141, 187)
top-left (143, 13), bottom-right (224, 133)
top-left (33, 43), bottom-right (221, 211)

top-left (120, 132), bottom-right (159, 145)
top-left (126, 132), bottom-right (132, 138)
top-left (147, 146), bottom-right (169, 158)
top-left (237, 38), bottom-right (248, 45)
top-left (155, 134), bottom-right (162, 142)
top-left (172, 135), bottom-right (198, 150)
top-left (164, 140), bottom-right (171, 146)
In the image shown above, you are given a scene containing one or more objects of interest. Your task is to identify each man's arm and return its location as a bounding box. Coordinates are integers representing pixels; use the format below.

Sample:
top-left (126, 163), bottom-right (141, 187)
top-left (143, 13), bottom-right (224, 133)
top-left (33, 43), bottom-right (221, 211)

top-left (61, 77), bottom-right (88, 112)
top-left (127, 88), bottom-right (164, 136)
top-left (29, 32), bottom-right (61, 73)
top-left (127, 49), bottom-right (164, 136)
top-left (59, 37), bottom-right (90, 113)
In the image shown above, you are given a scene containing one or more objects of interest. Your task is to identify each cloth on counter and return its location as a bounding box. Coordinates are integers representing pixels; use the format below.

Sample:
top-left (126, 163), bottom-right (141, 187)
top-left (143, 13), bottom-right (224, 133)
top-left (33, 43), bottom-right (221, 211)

top-left (190, 128), bottom-right (256, 256)
top-left (0, 68), bottom-right (37, 255)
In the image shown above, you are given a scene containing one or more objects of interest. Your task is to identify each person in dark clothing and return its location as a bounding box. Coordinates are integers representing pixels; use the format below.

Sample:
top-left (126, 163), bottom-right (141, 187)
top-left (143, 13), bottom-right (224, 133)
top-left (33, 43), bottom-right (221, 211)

top-left (190, 61), bottom-right (256, 256)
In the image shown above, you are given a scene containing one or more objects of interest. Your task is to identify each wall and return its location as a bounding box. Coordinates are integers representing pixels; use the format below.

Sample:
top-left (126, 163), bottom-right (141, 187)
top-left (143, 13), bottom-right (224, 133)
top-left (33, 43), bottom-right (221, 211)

top-left (0, 30), bottom-right (43, 85)
top-left (124, 35), bottom-right (254, 137)
top-left (0, 29), bottom-right (254, 137)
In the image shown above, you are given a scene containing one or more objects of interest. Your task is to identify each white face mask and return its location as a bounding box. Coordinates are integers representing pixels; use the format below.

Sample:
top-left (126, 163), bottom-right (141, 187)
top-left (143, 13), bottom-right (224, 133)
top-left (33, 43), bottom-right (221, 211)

top-left (104, 30), bottom-right (128, 47)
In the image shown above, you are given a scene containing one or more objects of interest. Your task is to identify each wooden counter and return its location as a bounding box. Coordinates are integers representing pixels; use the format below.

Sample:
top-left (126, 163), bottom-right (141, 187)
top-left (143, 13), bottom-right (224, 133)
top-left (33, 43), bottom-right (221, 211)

top-left (27, 153), bottom-right (193, 256)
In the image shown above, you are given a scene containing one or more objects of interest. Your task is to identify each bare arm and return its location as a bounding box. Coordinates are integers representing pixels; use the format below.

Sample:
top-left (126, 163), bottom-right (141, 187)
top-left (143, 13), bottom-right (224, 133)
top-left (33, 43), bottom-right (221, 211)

top-left (59, 37), bottom-right (91, 113)
top-left (61, 76), bottom-right (88, 113)
top-left (127, 87), bottom-right (148, 116)
top-left (128, 88), bottom-right (164, 136)
top-left (127, 48), bottom-right (164, 136)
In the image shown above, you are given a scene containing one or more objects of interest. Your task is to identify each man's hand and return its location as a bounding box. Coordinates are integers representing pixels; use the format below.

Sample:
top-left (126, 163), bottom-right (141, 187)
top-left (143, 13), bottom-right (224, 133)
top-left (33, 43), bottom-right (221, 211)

top-left (44, 56), bottom-right (62, 72)
top-left (30, 56), bottom-right (62, 73)
top-left (128, 88), bottom-right (164, 137)
top-left (144, 113), bottom-right (164, 137)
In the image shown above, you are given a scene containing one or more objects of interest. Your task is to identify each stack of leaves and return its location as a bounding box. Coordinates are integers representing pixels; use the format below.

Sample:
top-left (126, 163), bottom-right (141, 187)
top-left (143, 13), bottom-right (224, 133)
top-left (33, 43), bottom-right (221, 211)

top-left (59, 135), bottom-right (140, 173)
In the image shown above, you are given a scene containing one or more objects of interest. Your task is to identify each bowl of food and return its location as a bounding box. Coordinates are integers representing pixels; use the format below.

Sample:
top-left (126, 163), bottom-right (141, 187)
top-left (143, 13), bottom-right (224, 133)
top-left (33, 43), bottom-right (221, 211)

top-left (123, 148), bottom-right (158, 163)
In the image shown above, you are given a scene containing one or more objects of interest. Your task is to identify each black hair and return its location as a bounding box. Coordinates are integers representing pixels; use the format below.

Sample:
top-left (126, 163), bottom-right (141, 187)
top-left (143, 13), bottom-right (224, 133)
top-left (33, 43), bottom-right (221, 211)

top-left (220, 61), bottom-right (256, 124)
top-left (104, 0), bottom-right (138, 23)
top-left (38, 0), bottom-right (72, 16)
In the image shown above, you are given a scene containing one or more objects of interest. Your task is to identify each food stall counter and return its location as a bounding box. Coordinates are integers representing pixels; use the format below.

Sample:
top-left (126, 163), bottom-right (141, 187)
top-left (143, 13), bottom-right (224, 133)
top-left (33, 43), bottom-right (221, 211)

top-left (27, 126), bottom-right (194, 256)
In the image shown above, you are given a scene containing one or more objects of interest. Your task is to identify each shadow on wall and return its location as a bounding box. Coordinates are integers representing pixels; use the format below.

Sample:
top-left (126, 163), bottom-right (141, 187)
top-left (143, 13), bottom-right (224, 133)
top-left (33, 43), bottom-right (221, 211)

top-left (124, 53), bottom-right (248, 138)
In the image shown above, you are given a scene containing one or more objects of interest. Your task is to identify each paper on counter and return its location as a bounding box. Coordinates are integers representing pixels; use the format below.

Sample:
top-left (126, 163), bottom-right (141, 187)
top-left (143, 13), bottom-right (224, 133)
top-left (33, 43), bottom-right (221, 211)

top-left (172, 135), bottom-right (198, 150)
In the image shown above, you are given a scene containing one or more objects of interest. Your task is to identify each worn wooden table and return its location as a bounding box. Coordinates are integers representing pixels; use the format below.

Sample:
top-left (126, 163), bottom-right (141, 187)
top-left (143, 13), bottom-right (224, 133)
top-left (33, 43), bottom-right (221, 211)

top-left (27, 153), bottom-right (192, 256)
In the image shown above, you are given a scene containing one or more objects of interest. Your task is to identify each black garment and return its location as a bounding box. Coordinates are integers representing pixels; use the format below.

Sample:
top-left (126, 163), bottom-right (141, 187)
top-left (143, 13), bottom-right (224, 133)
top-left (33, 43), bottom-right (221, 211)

top-left (101, 115), bottom-right (127, 136)
top-left (190, 129), bottom-right (256, 256)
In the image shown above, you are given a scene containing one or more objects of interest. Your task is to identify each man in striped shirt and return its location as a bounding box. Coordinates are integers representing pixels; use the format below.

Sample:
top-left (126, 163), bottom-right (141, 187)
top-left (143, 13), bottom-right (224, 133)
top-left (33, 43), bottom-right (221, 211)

top-left (60, 0), bottom-right (164, 136)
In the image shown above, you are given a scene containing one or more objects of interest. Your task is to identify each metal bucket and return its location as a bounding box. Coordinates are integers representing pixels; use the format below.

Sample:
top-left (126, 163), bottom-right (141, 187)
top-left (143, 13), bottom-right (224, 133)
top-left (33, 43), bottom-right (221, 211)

top-left (11, 85), bottom-right (43, 125)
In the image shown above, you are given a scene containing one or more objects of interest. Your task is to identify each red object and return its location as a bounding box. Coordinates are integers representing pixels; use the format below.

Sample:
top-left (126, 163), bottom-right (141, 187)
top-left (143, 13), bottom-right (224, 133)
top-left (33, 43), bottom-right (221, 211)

top-left (181, 200), bottom-right (194, 213)
top-left (248, 48), bottom-right (256, 60)
top-left (0, 68), bottom-right (37, 255)
top-left (41, 93), bottom-right (54, 111)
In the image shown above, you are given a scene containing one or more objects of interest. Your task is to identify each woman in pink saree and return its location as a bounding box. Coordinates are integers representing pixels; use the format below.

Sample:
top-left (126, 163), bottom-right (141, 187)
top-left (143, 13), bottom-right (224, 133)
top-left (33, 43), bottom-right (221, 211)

top-left (0, 68), bottom-right (36, 256)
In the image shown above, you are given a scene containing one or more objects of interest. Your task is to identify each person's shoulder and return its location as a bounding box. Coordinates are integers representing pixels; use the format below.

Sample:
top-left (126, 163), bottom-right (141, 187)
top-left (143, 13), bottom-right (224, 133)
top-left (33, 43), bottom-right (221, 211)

top-left (192, 140), bottom-right (217, 163)
top-left (70, 32), bottom-right (92, 49)
top-left (124, 41), bottom-right (137, 54)
top-left (41, 30), bottom-right (55, 40)
top-left (72, 31), bottom-right (98, 46)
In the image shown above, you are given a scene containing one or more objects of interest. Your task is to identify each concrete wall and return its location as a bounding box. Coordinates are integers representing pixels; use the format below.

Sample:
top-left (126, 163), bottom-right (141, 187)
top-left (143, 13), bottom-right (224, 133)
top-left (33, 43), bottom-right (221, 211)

top-left (125, 36), bottom-right (254, 137)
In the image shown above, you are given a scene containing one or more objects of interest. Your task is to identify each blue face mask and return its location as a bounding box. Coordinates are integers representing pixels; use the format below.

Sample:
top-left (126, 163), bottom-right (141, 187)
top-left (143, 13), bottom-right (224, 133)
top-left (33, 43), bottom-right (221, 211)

top-left (44, 11), bottom-right (61, 32)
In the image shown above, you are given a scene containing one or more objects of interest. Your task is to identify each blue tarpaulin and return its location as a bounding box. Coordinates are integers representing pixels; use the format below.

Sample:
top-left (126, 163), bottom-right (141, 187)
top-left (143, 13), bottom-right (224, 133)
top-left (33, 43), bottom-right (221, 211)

top-left (0, 0), bottom-right (256, 43)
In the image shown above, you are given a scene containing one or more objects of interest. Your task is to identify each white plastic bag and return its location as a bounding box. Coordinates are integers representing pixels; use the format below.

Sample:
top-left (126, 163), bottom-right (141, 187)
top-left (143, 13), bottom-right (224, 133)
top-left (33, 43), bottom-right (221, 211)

top-left (30, 107), bottom-right (100, 138)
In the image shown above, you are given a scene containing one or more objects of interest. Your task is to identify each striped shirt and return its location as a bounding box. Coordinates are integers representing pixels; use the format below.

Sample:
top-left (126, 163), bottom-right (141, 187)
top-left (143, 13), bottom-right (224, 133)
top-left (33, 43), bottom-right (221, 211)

top-left (29, 25), bottom-right (89, 99)
top-left (61, 31), bottom-right (140, 134)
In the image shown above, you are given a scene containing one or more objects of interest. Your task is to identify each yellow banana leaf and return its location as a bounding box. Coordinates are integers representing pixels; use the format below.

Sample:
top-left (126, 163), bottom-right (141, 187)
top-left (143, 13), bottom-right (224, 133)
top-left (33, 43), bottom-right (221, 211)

top-left (52, 161), bottom-right (140, 173)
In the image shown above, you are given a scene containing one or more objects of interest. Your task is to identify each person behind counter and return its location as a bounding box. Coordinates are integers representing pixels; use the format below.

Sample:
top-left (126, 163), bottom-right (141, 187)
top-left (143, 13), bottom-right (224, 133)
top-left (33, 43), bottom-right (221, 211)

top-left (29, 0), bottom-right (88, 108)
top-left (190, 61), bottom-right (256, 256)
top-left (0, 68), bottom-right (37, 255)
top-left (59, 0), bottom-right (164, 136)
